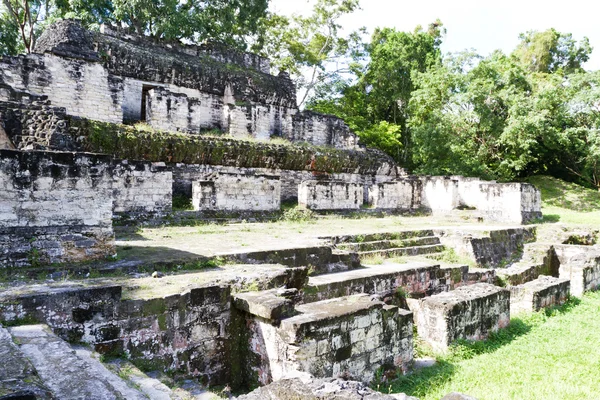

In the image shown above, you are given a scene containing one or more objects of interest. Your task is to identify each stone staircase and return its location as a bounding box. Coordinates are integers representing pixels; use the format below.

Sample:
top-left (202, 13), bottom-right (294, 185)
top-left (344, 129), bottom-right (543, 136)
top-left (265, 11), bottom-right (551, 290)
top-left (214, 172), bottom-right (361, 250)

top-left (1, 324), bottom-right (212, 400)
top-left (328, 230), bottom-right (446, 261)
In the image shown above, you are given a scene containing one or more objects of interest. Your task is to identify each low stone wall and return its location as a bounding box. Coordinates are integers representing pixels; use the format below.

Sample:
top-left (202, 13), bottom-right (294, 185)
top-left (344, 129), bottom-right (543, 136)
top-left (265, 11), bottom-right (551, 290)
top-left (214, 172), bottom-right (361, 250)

top-left (477, 183), bottom-right (542, 224)
top-left (112, 160), bottom-right (173, 214)
top-left (420, 176), bottom-right (460, 212)
top-left (438, 228), bottom-right (536, 268)
top-left (367, 178), bottom-right (422, 210)
top-left (420, 176), bottom-right (542, 223)
top-left (553, 245), bottom-right (600, 297)
top-left (238, 294), bottom-right (413, 385)
top-left (409, 283), bottom-right (510, 351)
top-left (510, 276), bottom-right (570, 314)
top-left (192, 172), bottom-right (281, 211)
top-left (298, 180), bottom-right (363, 210)
top-left (0, 150), bottom-right (115, 267)
top-left (0, 284), bottom-right (231, 385)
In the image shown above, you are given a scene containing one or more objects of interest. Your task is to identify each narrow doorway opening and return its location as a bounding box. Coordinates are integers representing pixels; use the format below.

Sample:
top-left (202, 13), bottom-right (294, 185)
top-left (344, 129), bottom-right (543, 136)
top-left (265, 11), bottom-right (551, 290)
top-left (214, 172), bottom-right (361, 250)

top-left (140, 85), bottom-right (156, 122)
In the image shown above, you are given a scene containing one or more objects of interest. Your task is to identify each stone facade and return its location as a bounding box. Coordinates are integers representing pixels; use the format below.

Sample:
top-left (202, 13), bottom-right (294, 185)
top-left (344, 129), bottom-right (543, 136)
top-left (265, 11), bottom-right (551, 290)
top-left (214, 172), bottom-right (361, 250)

top-left (409, 283), bottom-right (510, 352)
top-left (298, 180), bottom-right (363, 210)
top-left (420, 176), bottom-right (542, 223)
top-left (367, 178), bottom-right (422, 210)
top-left (112, 160), bottom-right (172, 214)
top-left (0, 150), bottom-right (115, 267)
top-left (192, 172), bottom-right (281, 211)
top-left (0, 20), bottom-right (360, 150)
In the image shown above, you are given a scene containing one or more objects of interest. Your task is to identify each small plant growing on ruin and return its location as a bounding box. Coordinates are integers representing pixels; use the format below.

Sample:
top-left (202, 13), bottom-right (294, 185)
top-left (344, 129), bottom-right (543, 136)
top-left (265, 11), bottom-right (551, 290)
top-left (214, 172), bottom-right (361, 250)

top-left (280, 206), bottom-right (315, 222)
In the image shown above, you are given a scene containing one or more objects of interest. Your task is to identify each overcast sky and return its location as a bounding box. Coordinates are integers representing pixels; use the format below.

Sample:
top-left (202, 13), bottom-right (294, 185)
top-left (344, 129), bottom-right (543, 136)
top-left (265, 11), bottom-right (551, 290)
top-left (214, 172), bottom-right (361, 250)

top-left (270, 0), bottom-right (600, 71)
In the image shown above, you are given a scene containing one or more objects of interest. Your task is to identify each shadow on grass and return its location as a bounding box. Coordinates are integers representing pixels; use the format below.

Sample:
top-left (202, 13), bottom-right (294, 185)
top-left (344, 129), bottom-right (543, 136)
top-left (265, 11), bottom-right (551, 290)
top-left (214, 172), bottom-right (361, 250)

top-left (388, 297), bottom-right (582, 398)
top-left (537, 214), bottom-right (561, 223)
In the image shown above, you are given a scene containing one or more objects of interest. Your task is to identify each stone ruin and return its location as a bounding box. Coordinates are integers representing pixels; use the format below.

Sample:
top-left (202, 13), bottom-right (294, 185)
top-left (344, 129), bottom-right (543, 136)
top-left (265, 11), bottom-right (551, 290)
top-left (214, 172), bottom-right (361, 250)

top-left (1, 18), bottom-right (595, 400)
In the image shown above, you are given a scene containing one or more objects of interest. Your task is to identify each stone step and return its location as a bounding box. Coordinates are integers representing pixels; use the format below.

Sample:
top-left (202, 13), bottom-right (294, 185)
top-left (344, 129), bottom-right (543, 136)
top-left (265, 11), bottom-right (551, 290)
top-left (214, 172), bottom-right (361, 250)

top-left (0, 325), bottom-right (54, 399)
top-left (510, 275), bottom-right (570, 315)
top-left (304, 262), bottom-right (467, 303)
top-left (102, 358), bottom-right (214, 400)
top-left (8, 324), bottom-right (148, 400)
top-left (359, 244), bottom-right (446, 258)
top-left (337, 236), bottom-right (441, 252)
top-left (324, 230), bottom-right (436, 245)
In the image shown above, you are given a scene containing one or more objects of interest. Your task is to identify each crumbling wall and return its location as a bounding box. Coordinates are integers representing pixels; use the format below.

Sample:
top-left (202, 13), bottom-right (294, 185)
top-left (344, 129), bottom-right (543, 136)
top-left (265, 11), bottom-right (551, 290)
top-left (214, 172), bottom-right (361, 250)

top-left (0, 99), bottom-right (73, 150)
top-left (192, 172), bottom-right (281, 211)
top-left (0, 284), bottom-right (232, 385)
top-left (477, 183), bottom-right (542, 224)
top-left (298, 180), bottom-right (363, 210)
top-left (238, 294), bottom-right (413, 385)
top-left (0, 150), bottom-right (115, 267)
top-left (420, 177), bottom-right (460, 212)
top-left (291, 111), bottom-right (359, 149)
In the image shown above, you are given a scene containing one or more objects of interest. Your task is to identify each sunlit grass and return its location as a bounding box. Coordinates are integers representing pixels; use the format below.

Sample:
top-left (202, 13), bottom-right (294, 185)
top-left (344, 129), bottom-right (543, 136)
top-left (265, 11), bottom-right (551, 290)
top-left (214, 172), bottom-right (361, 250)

top-left (387, 292), bottom-right (600, 400)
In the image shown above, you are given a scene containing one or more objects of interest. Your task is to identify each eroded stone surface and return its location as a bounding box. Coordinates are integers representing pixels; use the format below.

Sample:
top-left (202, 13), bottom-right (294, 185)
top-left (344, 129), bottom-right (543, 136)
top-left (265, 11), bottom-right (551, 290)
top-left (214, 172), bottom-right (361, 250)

top-left (510, 275), bottom-right (570, 314)
top-left (236, 377), bottom-right (417, 400)
top-left (8, 324), bottom-right (146, 400)
top-left (244, 294), bottom-right (413, 385)
top-left (409, 283), bottom-right (510, 351)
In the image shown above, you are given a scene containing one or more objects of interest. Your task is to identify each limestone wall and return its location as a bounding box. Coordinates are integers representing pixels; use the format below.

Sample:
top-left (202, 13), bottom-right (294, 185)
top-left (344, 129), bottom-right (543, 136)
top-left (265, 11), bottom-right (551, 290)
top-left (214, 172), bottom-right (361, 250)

top-left (298, 180), bottom-right (363, 210)
top-left (192, 172), bottom-right (281, 211)
top-left (112, 160), bottom-right (173, 214)
top-left (0, 54), bottom-right (123, 124)
top-left (0, 284), bottom-right (232, 385)
top-left (420, 176), bottom-right (542, 223)
top-left (409, 283), bottom-right (510, 351)
top-left (291, 111), bottom-right (359, 149)
top-left (477, 182), bottom-right (542, 224)
top-left (241, 295), bottom-right (413, 384)
top-left (367, 178), bottom-right (422, 210)
top-left (0, 150), bottom-right (115, 267)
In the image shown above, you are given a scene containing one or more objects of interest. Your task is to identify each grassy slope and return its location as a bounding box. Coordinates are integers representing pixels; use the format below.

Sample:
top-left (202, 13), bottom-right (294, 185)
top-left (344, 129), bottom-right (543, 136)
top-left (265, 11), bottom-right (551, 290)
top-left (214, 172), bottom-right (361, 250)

top-left (526, 175), bottom-right (600, 225)
top-left (388, 292), bottom-right (600, 400)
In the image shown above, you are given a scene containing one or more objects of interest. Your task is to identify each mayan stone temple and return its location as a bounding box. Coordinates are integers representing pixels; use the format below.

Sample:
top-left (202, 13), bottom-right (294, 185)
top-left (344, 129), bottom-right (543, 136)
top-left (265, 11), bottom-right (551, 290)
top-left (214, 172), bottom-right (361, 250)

top-left (0, 19), bottom-right (598, 400)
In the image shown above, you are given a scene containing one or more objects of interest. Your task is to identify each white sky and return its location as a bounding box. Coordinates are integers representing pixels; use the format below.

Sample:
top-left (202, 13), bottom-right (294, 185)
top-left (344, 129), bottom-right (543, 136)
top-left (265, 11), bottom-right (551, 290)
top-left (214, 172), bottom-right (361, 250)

top-left (270, 0), bottom-right (600, 71)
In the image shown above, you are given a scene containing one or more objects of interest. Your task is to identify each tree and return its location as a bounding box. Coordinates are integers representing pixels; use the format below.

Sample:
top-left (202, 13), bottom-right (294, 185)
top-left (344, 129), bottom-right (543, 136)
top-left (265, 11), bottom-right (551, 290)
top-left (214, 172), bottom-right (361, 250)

top-left (0, 6), bottom-right (22, 55)
top-left (255, 0), bottom-right (363, 107)
top-left (0, 0), bottom-right (269, 55)
top-left (1, 0), bottom-right (52, 53)
top-left (513, 28), bottom-right (592, 74)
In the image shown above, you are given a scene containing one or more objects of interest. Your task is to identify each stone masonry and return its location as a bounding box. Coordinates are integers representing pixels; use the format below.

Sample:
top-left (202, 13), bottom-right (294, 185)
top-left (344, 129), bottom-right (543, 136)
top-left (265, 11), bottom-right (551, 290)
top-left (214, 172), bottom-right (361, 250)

top-left (409, 283), bottom-right (510, 352)
top-left (0, 149), bottom-right (115, 267)
top-left (299, 180), bottom-right (363, 210)
top-left (192, 171), bottom-right (281, 211)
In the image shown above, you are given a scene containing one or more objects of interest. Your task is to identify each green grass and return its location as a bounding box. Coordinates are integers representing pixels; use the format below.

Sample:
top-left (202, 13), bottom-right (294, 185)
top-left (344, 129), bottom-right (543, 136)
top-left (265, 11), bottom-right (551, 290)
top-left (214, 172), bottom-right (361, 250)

top-left (527, 175), bottom-right (600, 225)
top-left (386, 292), bottom-right (600, 400)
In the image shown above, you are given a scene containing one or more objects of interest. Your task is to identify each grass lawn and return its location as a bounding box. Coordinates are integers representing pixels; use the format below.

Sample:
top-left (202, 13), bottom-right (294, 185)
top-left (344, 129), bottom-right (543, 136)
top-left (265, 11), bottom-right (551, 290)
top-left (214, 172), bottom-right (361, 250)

top-left (386, 291), bottom-right (600, 400)
top-left (527, 175), bottom-right (600, 225)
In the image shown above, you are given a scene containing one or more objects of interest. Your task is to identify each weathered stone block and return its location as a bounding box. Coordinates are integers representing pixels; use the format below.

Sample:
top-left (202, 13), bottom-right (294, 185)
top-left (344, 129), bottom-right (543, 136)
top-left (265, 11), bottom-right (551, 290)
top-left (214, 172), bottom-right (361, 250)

top-left (298, 180), bottom-right (363, 210)
top-left (409, 283), bottom-right (510, 352)
top-left (367, 178), bottom-right (422, 210)
top-left (510, 275), bottom-right (570, 314)
top-left (192, 172), bottom-right (281, 211)
top-left (245, 294), bottom-right (413, 385)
